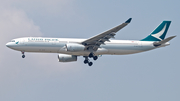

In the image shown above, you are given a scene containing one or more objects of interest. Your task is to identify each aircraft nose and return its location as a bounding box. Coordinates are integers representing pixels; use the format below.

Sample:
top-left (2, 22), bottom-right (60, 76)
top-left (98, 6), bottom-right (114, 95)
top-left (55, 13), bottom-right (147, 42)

top-left (6, 42), bottom-right (10, 47)
top-left (6, 42), bottom-right (13, 48)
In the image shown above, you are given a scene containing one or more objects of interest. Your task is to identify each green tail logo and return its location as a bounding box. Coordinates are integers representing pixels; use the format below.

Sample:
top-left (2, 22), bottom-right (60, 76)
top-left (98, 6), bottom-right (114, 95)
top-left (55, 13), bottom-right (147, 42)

top-left (141, 21), bottom-right (171, 41)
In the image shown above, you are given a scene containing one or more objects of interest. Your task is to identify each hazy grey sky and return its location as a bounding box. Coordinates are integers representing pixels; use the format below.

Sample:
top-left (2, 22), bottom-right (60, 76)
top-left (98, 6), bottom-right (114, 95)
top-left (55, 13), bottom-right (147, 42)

top-left (0, 0), bottom-right (179, 101)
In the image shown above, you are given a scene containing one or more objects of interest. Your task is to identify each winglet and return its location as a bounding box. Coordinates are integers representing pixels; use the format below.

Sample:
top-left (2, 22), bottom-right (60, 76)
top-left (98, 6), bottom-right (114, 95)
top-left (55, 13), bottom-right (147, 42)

top-left (125, 18), bottom-right (132, 23)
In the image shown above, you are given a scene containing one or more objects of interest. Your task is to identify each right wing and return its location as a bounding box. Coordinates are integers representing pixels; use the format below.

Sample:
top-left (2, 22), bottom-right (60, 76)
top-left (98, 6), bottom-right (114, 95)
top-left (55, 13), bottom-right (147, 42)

top-left (81, 18), bottom-right (132, 50)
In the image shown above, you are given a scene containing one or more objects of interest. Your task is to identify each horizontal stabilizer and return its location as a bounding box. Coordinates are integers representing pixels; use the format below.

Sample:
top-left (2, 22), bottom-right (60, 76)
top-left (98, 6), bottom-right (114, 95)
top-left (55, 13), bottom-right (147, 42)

top-left (153, 36), bottom-right (176, 46)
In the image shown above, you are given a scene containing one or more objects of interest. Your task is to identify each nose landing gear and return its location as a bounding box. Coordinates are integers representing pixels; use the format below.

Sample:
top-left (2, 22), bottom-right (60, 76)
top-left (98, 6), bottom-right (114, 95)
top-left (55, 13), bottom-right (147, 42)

top-left (21, 51), bottom-right (25, 58)
top-left (22, 55), bottom-right (25, 58)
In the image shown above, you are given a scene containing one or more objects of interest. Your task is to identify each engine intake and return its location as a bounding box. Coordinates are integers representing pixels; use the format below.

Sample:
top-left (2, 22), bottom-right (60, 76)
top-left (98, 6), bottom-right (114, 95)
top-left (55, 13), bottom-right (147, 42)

top-left (58, 54), bottom-right (77, 62)
top-left (65, 43), bottom-right (85, 52)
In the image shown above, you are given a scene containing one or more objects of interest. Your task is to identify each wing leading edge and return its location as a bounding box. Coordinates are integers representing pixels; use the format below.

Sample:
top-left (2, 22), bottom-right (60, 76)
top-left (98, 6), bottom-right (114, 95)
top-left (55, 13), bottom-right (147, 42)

top-left (81, 18), bottom-right (132, 50)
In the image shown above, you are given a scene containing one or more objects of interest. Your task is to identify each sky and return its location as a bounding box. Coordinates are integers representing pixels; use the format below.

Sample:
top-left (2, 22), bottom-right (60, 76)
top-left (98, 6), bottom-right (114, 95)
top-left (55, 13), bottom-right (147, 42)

top-left (0, 0), bottom-right (180, 101)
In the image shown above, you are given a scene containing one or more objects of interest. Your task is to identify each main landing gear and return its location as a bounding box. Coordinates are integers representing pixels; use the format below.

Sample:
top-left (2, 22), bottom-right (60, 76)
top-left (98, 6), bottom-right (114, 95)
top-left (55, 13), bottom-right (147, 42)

top-left (84, 56), bottom-right (93, 66)
top-left (83, 52), bottom-right (98, 66)
top-left (21, 51), bottom-right (25, 58)
top-left (89, 52), bottom-right (98, 60)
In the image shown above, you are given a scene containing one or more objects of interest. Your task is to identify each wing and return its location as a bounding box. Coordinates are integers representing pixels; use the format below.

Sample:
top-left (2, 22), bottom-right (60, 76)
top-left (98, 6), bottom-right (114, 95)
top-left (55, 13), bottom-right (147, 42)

top-left (81, 18), bottom-right (132, 50)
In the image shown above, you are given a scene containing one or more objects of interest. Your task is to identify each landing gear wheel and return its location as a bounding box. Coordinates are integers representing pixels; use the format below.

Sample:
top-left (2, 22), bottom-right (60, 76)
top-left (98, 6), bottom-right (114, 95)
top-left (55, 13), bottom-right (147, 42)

top-left (21, 51), bottom-right (25, 58)
top-left (88, 62), bottom-right (93, 66)
top-left (83, 56), bottom-right (94, 66)
top-left (89, 53), bottom-right (94, 58)
top-left (93, 56), bottom-right (98, 60)
top-left (22, 55), bottom-right (25, 58)
top-left (84, 60), bottom-right (88, 64)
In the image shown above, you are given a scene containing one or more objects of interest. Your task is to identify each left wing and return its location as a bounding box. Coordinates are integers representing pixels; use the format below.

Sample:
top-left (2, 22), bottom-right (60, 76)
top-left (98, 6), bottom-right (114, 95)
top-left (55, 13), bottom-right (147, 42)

top-left (81, 18), bottom-right (132, 50)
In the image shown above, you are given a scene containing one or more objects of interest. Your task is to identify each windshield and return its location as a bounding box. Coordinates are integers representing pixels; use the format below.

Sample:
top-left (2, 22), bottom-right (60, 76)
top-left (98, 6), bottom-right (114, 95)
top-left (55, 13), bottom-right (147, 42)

top-left (11, 40), bottom-right (15, 42)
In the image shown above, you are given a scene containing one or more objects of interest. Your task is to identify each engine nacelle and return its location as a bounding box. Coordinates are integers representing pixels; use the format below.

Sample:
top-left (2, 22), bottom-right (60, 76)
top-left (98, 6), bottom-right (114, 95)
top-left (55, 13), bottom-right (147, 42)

top-left (58, 54), bottom-right (77, 62)
top-left (65, 43), bottom-right (85, 52)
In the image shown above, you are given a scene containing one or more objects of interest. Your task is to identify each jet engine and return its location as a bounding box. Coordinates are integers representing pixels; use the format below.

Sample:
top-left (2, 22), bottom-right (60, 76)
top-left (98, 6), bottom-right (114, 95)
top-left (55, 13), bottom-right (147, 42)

top-left (58, 54), bottom-right (77, 62)
top-left (65, 43), bottom-right (85, 52)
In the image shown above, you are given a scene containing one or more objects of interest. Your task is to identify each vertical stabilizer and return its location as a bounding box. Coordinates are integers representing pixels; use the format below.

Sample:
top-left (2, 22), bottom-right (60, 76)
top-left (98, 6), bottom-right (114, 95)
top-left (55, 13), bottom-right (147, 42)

top-left (141, 21), bottom-right (171, 41)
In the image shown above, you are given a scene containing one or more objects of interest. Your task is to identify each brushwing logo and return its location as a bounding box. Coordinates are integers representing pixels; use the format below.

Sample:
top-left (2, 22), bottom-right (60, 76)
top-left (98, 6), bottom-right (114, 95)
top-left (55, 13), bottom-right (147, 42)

top-left (151, 24), bottom-right (166, 41)
top-left (16, 41), bottom-right (19, 44)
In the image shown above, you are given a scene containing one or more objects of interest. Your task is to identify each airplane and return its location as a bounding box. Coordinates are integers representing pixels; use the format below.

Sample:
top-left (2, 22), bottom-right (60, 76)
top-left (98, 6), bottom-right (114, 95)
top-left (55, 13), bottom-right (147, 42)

top-left (6, 18), bottom-right (176, 66)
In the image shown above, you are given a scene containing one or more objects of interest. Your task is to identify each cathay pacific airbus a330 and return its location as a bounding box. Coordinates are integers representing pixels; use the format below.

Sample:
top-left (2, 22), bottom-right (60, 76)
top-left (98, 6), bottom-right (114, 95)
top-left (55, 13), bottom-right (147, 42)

top-left (6, 18), bottom-right (176, 66)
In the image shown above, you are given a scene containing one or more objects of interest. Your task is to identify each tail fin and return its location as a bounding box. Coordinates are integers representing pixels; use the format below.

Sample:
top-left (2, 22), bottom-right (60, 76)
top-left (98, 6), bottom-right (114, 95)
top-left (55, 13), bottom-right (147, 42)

top-left (141, 21), bottom-right (171, 41)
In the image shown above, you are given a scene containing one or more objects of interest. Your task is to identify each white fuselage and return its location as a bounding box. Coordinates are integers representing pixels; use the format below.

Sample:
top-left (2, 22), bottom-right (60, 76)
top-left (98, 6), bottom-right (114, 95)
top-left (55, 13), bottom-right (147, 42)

top-left (6, 37), bottom-right (169, 56)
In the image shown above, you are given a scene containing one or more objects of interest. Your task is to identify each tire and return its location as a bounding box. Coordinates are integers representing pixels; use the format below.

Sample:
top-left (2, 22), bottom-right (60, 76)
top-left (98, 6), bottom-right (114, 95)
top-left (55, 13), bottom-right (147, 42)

top-left (93, 56), bottom-right (98, 60)
top-left (84, 60), bottom-right (88, 64)
top-left (22, 55), bottom-right (25, 58)
top-left (89, 53), bottom-right (94, 58)
top-left (88, 62), bottom-right (93, 66)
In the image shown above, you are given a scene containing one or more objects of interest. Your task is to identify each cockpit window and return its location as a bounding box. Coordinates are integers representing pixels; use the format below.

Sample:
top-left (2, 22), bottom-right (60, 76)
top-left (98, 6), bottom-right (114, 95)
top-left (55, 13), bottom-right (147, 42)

top-left (11, 40), bottom-right (15, 42)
